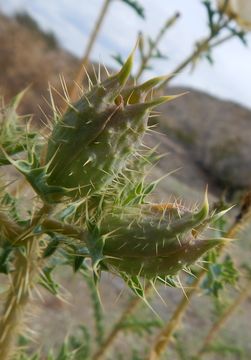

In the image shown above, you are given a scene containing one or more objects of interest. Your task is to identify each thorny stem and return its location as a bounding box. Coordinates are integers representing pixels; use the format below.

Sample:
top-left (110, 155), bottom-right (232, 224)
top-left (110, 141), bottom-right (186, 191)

top-left (146, 274), bottom-right (203, 360)
top-left (196, 284), bottom-right (251, 357)
top-left (0, 204), bottom-right (51, 360)
top-left (93, 283), bottom-right (152, 360)
top-left (65, 0), bottom-right (112, 109)
top-left (135, 12), bottom-right (180, 81)
top-left (41, 218), bottom-right (83, 239)
top-left (0, 216), bottom-right (84, 248)
top-left (146, 208), bottom-right (251, 360)
top-left (41, 218), bottom-right (153, 360)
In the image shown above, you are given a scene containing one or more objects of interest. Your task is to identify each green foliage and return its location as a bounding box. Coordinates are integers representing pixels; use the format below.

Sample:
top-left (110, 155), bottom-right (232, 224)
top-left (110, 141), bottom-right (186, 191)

top-left (120, 0), bottom-right (145, 19)
top-left (227, 26), bottom-right (247, 45)
top-left (119, 315), bottom-right (162, 335)
top-left (85, 193), bottom-right (230, 285)
top-left (80, 268), bottom-right (105, 346)
top-left (0, 90), bottom-right (36, 166)
top-left (0, 63), bottom-right (233, 356)
top-left (201, 253), bottom-right (239, 297)
top-left (38, 266), bottom-right (60, 295)
top-left (0, 244), bottom-right (13, 274)
top-left (202, 340), bottom-right (244, 359)
top-left (0, 7), bottom-right (250, 354)
top-left (203, 0), bottom-right (218, 36)
top-left (21, 52), bottom-right (172, 203)
top-left (45, 326), bottom-right (91, 360)
top-left (111, 53), bottom-right (125, 67)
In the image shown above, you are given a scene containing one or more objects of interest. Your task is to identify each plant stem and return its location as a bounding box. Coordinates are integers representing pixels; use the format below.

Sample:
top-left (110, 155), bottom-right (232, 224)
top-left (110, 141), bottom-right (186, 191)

top-left (145, 208), bottom-right (251, 360)
top-left (41, 217), bottom-right (82, 239)
top-left (0, 204), bottom-right (51, 360)
top-left (81, 270), bottom-right (104, 346)
top-left (135, 12), bottom-right (180, 81)
top-left (146, 274), bottom-right (203, 360)
top-left (93, 283), bottom-right (152, 360)
top-left (65, 0), bottom-right (112, 110)
top-left (196, 284), bottom-right (251, 357)
top-left (160, 20), bottom-right (231, 89)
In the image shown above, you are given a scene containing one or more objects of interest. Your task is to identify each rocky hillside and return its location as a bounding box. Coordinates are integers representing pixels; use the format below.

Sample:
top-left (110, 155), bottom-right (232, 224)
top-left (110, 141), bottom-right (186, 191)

top-left (0, 12), bottom-right (79, 117)
top-left (1, 12), bottom-right (250, 199)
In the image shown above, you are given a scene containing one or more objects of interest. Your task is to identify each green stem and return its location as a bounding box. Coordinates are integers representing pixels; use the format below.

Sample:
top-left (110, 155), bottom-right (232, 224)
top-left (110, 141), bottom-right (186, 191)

top-left (93, 283), bottom-right (152, 360)
top-left (41, 218), bottom-right (83, 239)
top-left (81, 270), bottom-right (104, 346)
top-left (65, 0), bottom-right (112, 109)
top-left (135, 12), bottom-right (180, 81)
top-left (160, 19), bottom-right (232, 88)
top-left (0, 204), bottom-right (51, 360)
top-left (146, 275), bottom-right (203, 360)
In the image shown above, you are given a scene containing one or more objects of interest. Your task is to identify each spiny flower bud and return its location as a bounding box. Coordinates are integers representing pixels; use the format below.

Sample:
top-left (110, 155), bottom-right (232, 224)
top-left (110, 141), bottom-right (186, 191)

top-left (45, 50), bottom-right (178, 201)
top-left (87, 193), bottom-right (229, 279)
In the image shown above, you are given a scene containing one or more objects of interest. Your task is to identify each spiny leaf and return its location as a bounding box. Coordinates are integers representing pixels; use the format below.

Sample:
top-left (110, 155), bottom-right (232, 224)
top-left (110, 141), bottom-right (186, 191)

top-left (38, 266), bottom-right (60, 295)
top-left (43, 234), bottom-right (60, 258)
top-left (0, 244), bottom-right (13, 274)
top-left (201, 253), bottom-right (238, 297)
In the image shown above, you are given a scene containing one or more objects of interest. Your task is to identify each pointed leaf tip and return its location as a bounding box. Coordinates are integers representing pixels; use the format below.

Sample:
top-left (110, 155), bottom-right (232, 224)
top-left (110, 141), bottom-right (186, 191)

top-left (137, 75), bottom-right (170, 93)
top-left (197, 188), bottom-right (210, 221)
top-left (211, 205), bottom-right (235, 223)
top-left (142, 93), bottom-right (185, 109)
top-left (116, 41), bottom-right (137, 86)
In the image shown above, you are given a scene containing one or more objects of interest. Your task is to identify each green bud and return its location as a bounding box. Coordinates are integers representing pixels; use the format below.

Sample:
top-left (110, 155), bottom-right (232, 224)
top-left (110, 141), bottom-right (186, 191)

top-left (45, 51), bottom-right (177, 200)
top-left (88, 194), bottom-right (228, 279)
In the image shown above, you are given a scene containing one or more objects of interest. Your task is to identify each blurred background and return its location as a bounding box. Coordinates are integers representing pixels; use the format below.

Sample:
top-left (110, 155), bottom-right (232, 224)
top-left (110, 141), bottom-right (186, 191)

top-left (1, 0), bottom-right (251, 202)
top-left (1, 0), bottom-right (251, 107)
top-left (0, 0), bottom-right (251, 359)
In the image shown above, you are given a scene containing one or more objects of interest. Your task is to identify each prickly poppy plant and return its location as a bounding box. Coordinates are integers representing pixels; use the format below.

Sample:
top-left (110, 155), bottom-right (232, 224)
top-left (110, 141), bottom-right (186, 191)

top-left (83, 190), bottom-right (229, 297)
top-left (0, 48), bottom-right (231, 359)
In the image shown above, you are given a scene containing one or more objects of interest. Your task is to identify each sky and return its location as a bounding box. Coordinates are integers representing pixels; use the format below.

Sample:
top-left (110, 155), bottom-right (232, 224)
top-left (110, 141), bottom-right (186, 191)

top-left (1, 0), bottom-right (251, 109)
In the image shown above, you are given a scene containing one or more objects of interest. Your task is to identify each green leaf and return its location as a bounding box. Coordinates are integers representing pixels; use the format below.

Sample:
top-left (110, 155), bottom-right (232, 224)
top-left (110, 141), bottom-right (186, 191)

top-left (119, 316), bottom-right (162, 335)
top-left (73, 247), bottom-right (89, 272)
top-left (202, 0), bottom-right (216, 36)
top-left (55, 342), bottom-right (71, 360)
top-left (121, 273), bottom-right (145, 298)
top-left (111, 53), bottom-right (125, 67)
top-left (120, 0), bottom-right (145, 19)
top-left (67, 326), bottom-right (91, 360)
top-left (201, 254), bottom-right (238, 297)
top-left (152, 48), bottom-right (168, 60)
top-left (205, 51), bottom-right (214, 65)
top-left (43, 234), bottom-right (60, 258)
top-left (205, 340), bottom-right (244, 358)
top-left (38, 266), bottom-right (60, 295)
top-left (227, 26), bottom-right (248, 46)
top-left (0, 245), bottom-right (13, 274)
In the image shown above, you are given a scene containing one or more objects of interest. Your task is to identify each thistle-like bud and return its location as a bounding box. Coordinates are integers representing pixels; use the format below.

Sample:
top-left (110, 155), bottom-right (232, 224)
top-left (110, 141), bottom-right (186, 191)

top-left (45, 50), bottom-right (177, 201)
top-left (87, 193), bottom-right (229, 279)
